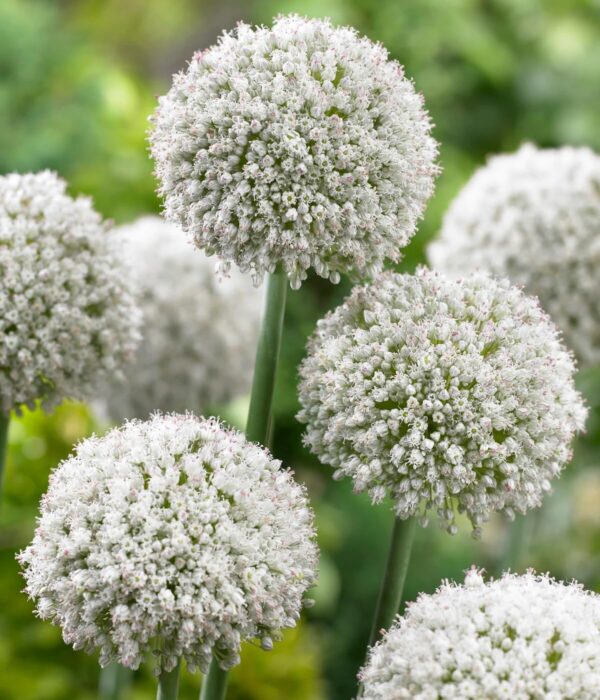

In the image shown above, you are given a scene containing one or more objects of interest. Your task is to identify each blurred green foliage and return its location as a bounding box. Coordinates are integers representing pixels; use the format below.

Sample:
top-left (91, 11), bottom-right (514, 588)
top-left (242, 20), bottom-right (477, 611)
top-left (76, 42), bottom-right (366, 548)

top-left (0, 0), bottom-right (156, 220)
top-left (0, 0), bottom-right (599, 698)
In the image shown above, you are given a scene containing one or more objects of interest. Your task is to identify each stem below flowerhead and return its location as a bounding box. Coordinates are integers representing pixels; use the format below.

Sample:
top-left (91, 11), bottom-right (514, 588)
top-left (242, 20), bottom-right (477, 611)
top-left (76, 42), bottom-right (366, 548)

top-left (157, 659), bottom-right (181, 700)
top-left (199, 269), bottom-right (289, 700)
top-left (368, 515), bottom-right (416, 647)
top-left (98, 662), bottom-right (133, 700)
top-left (199, 657), bottom-right (228, 700)
top-left (245, 268), bottom-right (288, 445)
top-left (0, 412), bottom-right (10, 505)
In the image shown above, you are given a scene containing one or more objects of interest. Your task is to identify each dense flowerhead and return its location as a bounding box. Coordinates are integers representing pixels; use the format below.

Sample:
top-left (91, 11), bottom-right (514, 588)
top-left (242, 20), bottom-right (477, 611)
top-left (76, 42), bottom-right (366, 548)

top-left (429, 144), bottom-right (600, 366)
top-left (0, 171), bottom-right (140, 413)
top-left (100, 216), bottom-right (262, 421)
top-left (19, 413), bottom-right (318, 673)
top-left (298, 268), bottom-right (586, 534)
top-left (150, 14), bottom-right (439, 288)
top-left (360, 569), bottom-right (600, 699)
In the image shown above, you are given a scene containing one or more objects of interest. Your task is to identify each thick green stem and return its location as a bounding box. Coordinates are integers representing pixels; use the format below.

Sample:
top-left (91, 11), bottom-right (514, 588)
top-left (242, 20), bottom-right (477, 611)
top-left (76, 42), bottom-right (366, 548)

top-left (199, 269), bottom-right (288, 700)
top-left (0, 412), bottom-right (10, 503)
top-left (502, 512), bottom-right (536, 573)
top-left (367, 516), bottom-right (416, 647)
top-left (157, 660), bottom-right (181, 700)
top-left (244, 269), bottom-right (288, 444)
top-left (199, 659), bottom-right (228, 700)
top-left (98, 663), bottom-right (133, 700)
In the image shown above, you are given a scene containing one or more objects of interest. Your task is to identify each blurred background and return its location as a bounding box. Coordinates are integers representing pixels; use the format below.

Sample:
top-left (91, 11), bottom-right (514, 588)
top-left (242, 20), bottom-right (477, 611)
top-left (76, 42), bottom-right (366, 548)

top-left (1, 0), bottom-right (599, 698)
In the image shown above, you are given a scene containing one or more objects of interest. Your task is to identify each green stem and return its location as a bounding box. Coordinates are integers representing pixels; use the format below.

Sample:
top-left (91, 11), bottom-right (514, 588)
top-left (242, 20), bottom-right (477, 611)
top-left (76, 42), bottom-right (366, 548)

top-left (367, 516), bottom-right (416, 647)
top-left (0, 412), bottom-right (10, 503)
top-left (157, 660), bottom-right (181, 700)
top-left (199, 659), bottom-right (228, 700)
top-left (98, 662), bottom-right (133, 700)
top-left (244, 269), bottom-right (288, 444)
top-left (502, 512), bottom-right (536, 573)
top-left (199, 269), bottom-right (288, 700)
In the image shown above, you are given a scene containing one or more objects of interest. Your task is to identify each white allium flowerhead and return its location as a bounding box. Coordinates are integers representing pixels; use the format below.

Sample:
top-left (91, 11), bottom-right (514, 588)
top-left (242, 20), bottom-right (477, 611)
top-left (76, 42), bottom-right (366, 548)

top-left (297, 267), bottom-right (586, 534)
top-left (359, 569), bottom-right (600, 700)
top-left (0, 171), bottom-right (140, 413)
top-left (429, 144), bottom-right (600, 367)
top-left (19, 413), bottom-right (318, 673)
top-left (149, 14), bottom-right (439, 289)
top-left (101, 216), bottom-right (262, 421)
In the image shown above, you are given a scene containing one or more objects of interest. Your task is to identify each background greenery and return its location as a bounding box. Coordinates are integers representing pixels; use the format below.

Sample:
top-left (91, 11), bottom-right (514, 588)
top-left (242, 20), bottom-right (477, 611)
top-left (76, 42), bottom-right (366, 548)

top-left (1, 0), bottom-right (599, 698)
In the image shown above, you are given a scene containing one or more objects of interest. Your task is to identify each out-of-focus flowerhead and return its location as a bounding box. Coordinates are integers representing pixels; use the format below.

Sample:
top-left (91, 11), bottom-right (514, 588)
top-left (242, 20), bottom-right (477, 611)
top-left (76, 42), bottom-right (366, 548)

top-left (149, 14), bottom-right (439, 289)
top-left (0, 171), bottom-right (140, 414)
top-left (360, 569), bottom-right (600, 700)
top-left (429, 144), bottom-right (600, 366)
top-left (19, 413), bottom-right (318, 673)
top-left (298, 267), bottom-right (586, 535)
top-left (100, 216), bottom-right (262, 422)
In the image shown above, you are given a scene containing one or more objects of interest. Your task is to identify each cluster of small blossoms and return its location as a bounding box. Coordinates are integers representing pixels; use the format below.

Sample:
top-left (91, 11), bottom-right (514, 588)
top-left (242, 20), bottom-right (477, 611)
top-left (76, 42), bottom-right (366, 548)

top-left (19, 414), bottom-right (318, 673)
top-left (429, 144), bottom-right (600, 366)
top-left (297, 268), bottom-right (586, 534)
top-left (100, 216), bottom-right (262, 422)
top-left (150, 14), bottom-right (439, 288)
top-left (0, 171), bottom-right (140, 414)
top-left (359, 569), bottom-right (600, 699)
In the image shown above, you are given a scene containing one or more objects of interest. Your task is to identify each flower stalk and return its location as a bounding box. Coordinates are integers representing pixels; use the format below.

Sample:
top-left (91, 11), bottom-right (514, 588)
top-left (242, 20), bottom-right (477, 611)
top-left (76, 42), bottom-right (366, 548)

top-left (199, 268), bottom-right (288, 700)
top-left (245, 269), bottom-right (288, 444)
top-left (367, 516), bottom-right (416, 647)
top-left (0, 412), bottom-right (10, 503)
top-left (98, 663), bottom-right (132, 700)
top-left (502, 512), bottom-right (536, 572)
top-left (200, 661), bottom-right (228, 700)
top-left (157, 660), bottom-right (181, 700)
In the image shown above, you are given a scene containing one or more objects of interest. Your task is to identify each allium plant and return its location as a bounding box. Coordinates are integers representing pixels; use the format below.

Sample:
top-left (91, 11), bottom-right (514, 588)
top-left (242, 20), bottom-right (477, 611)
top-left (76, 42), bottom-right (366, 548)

top-left (149, 14), bottom-right (439, 289)
top-left (149, 19), bottom-right (439, 695)
top-left (19, 413), bottom-right (318, 677)
top-left (0, 171), bottom-right (140, 413)
top-left (100, 216), bottom-right (262, 421)
top-left (429, 144), bottom-right (600, 366)
top-left (298, 267), bottom-right (586, 535)
top-left (360, 569), bottom-right (600, 700)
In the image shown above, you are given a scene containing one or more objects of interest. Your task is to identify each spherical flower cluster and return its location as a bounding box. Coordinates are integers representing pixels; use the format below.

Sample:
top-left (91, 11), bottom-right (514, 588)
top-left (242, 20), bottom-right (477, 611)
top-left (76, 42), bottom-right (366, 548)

top-left (150, 14), bottom-right (439, 288)
top-left (0, 171), bottom-right (140, 413)
top-left (100, 216), bottom-right (262, 422)
top-left (19, 413), bottom-right (318, 673)
top-left (359, 569), bottom-right (600, 699)
top-left (298, 267), bottom-right (586, 534)
top-left (429, 144), bottom-right (600, 366)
